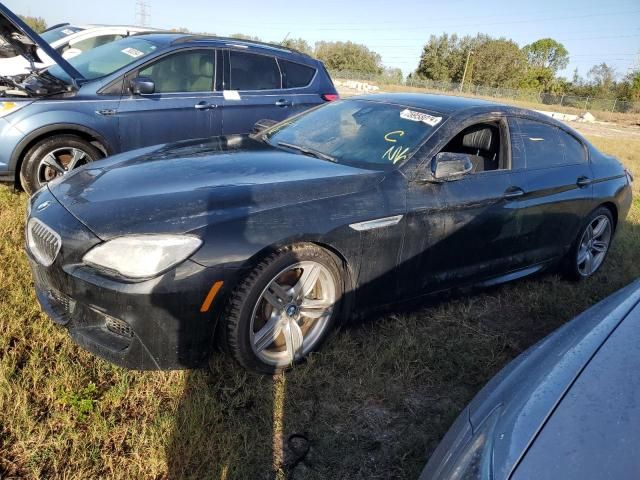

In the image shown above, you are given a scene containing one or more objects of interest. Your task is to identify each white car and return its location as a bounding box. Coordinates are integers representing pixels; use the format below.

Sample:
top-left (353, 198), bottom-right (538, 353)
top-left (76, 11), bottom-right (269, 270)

top-left (0, 23), bottom-right (154, 77)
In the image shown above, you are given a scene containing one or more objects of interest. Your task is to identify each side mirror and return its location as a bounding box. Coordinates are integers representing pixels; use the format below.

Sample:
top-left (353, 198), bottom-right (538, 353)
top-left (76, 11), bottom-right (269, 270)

top-left (130, 77), bottom-right (155, 95)
top-left (252, 118), bottom-right (278, 134)
top-left (432, 152), bottom-right (473, 181)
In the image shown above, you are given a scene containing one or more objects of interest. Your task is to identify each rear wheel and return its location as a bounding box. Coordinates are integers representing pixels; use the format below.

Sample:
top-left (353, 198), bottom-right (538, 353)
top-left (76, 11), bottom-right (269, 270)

top-left (565, 207), bottom-right (614, 280)
top-left (222, 244), bottom-right (343, 373)
top-left (19, 135), bottom-right (102, 194)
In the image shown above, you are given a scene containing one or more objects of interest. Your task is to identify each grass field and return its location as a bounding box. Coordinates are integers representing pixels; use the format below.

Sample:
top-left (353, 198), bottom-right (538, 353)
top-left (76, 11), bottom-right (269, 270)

top-left (1, 137), bottom-right (639, 479)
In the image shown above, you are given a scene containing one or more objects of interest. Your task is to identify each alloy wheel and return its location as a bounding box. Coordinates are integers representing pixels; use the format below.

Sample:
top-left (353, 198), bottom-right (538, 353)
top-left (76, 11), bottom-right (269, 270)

top-left (37, 147), bottom-right (92, 188)
top-left (577, 214), bottom-right (612, 277)
top-left (250, 261), bottom-right (337, 366)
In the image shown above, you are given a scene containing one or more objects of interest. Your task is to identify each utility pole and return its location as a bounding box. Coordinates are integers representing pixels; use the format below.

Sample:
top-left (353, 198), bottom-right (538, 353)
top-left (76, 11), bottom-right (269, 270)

top-left (459, 49), bottom-right (473, 93)
top-left (135, 0), bottom-right (150, 27)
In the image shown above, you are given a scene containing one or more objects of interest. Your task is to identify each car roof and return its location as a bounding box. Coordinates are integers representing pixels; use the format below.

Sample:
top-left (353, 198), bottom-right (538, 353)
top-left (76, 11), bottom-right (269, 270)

top-left (349, 93), bottom-right (584, 133)
top-left (133, 32), bottom-right (316, 61)
top-left (351, 92), bottom-right (501, 114)
top-left (79, 25), bottom-right (156, 31)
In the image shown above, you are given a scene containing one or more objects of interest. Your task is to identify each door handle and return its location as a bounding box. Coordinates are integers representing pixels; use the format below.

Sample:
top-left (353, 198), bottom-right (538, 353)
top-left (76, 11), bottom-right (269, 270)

top-left (194, 102), bottom-right (213, 110)
top-left (576, 176), bottom-right (592, 188)
top-left (503, 186), bottom-right (525, 199)
top-left (275, 99), bottom-right (292, 107)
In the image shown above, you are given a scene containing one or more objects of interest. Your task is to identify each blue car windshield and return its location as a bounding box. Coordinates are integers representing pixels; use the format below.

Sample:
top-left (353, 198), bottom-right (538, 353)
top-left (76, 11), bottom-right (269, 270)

top-left (48, 37), bottom-right (158, 82)
top-left (41, 25), bottom-right (85, 44)
top-left (264, 100), bottom-right (445, 170)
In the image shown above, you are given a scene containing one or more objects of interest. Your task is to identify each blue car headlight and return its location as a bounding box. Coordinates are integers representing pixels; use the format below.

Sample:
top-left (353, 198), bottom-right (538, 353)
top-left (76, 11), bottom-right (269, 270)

top-left (436, 406), bottom-right (502, 480)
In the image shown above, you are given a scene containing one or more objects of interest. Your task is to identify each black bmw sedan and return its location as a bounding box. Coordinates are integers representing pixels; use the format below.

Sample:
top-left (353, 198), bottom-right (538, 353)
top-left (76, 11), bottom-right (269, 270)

top-left (25, 94), bottom-right (633, 373)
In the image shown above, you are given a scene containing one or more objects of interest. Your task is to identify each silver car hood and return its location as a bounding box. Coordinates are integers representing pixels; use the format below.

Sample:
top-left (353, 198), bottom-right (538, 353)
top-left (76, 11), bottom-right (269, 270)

top-left (511, 288), bottom-right (640, 479)
top-left (469, 279), bottom-right (640, 479)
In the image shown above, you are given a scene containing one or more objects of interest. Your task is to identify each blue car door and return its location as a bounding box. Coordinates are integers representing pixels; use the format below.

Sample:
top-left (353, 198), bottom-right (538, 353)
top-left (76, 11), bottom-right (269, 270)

top-left (221, 49), bottom-right (293, 135)
top-left (117, 48), bottom-right (222, 151)
top-left (277, 57), bottom-right (325, 115)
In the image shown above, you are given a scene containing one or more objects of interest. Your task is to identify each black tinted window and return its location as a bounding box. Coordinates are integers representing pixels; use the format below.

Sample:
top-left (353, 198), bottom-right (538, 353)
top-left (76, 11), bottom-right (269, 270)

top-left (139, 50), bottom-right (214, 93)
top-left (559, 130), bottom-right (587, 163)
top-left (517, 119), bottom-right (564, 168)
top-left (279, 60), bottom-right (315, 88)
top-left (229, 51), bottom-right (281, 90)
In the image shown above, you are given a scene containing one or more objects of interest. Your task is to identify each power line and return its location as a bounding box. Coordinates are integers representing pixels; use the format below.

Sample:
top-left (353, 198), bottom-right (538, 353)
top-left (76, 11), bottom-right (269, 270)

top-left (211, 9), bottom-right (640, 31)
top-left (135, 0), bottom-right (151, 27)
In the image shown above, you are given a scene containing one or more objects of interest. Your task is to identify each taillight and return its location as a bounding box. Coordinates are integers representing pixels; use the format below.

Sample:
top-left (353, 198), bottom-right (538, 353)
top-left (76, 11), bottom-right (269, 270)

top-left (625, 168), bottom-right (634, 184)
top-left (321, 93), bottom-right (339, 102)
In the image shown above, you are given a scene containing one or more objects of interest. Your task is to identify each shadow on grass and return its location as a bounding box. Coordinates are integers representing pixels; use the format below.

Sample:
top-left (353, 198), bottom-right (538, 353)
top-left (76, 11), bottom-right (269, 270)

top-left (163, 216), bottom-right (640, 479)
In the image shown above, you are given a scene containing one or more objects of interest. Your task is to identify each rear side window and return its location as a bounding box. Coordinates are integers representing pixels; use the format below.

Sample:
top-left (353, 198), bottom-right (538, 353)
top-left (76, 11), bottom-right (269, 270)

top-left (229, 51), bottom-right (281, 90)
top-left (279, 59), bottom-right (315, 88)
top-left (558, 130), bottom-right (587, 164)
top-left (517, 118), bottom-right (564, 169)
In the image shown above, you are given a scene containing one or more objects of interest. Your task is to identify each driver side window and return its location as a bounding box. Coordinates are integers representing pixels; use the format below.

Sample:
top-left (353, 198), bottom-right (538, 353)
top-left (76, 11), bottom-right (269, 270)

top-left (439, 121), bottom-right (507, 173)
top-left (138, 50), bottom-right (215, 93)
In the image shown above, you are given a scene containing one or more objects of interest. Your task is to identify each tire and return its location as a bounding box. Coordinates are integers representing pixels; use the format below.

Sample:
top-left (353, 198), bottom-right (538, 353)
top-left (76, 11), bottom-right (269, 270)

top-left (564, 206), bottom-right (614, 281)
top-left (19, 135), bottom-right (102, 195)
top-left (222, 244), bottom-right (343, 373)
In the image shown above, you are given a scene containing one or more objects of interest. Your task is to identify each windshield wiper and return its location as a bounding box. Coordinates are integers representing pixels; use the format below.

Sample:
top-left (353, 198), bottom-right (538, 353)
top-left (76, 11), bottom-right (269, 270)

top-left (277, 141), bottom-right (337, 163)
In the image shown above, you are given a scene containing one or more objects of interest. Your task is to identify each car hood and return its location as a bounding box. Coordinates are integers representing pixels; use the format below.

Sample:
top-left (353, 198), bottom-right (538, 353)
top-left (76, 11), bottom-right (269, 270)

top-left (511, 291), bottom-right (640, 479)
top-left (48, 135), bottom-right (385, 239)
top-left (0, 4), bottom-right (83, 84)
top-left (467, 279), bottom-right (640, 479)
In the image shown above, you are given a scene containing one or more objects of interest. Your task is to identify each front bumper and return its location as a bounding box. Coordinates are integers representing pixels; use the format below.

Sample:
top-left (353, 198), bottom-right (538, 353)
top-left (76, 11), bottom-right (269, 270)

top-left (26, 189), bottom-right (238, 370)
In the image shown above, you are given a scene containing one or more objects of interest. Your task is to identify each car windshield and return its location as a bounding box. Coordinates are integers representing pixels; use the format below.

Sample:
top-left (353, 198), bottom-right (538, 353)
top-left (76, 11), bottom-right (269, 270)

top-left (41, 25), bottom-right (85, 44)
top-left (264, 99), bottom-right (445, 169)
top-left (47, 37), bottom-right (158, 82)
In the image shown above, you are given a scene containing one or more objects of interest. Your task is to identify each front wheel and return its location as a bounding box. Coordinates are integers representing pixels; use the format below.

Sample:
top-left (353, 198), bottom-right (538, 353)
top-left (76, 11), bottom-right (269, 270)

top-left (565, 207), bottom-right (614, 280)
top-left (222, 244), bottom-right (343, 373)
top-left (19, 135), bottom-right (102, 195)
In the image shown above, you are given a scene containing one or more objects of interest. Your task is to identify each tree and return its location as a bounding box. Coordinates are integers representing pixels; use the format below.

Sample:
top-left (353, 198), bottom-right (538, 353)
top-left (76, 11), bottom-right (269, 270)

top-left (588, 62), bottom-right (616, 94)
top-left (415, 33), bottom-right (528, 86)
top-left (280, 38), bottom-right (313, 56)
top-left (522, 38), bottom-right (569, 73)
top-left (629, 71), bottom-right (640, 100)
top-left (314, 41), bottom-right (382, 74)
top-left (229, 33), bottom-right (261, 42)
top-left (381, 67), bottom-right (403, 84)
top-left (470, 38), bottom-right (526, 88)
top-left (415, 33), bottom-right (476, 82)
top-left (18, 15), bottom-right (47, 33)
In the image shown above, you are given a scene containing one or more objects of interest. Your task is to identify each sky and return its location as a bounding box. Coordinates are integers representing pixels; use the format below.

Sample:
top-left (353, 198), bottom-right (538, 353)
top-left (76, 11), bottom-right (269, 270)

top-left (10, 0), bottom-right (640, 79)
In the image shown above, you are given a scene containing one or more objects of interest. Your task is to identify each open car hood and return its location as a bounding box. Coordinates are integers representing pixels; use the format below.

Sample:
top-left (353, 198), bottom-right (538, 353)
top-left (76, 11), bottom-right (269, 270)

top-left (0, 3), bottom-right (84, 85)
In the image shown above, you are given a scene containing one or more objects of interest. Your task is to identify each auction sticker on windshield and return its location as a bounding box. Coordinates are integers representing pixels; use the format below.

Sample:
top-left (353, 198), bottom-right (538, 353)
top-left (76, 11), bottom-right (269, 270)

top-left (400, 109), bottom-right (442, 127)
top-left (121, 47), bottom-right (145, 58)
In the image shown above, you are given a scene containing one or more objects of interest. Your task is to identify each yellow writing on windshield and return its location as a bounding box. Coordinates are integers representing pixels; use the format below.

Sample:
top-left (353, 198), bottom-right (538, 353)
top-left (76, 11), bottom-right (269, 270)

top-left (383, 146), bottom-right (410, 164)
top-left (384, 130), bottom-right (405, 143)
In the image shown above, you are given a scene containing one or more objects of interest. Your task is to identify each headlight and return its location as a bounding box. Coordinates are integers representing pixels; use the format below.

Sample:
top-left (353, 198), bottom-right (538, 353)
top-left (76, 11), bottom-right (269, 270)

top-left (438, 406), bottom-right (502, 480)
top-left (0, 101), bottom-right (30, 117)
top-left (83, 235), bottom-right (202, 279)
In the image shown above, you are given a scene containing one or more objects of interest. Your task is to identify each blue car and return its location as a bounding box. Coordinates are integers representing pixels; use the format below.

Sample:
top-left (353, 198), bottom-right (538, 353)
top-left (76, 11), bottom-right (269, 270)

top-left (0, 4), bottom-right (338, 193)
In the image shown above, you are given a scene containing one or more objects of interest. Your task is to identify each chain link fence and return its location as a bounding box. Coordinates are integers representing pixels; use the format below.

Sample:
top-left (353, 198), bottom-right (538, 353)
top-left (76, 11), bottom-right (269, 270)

top-left (331, 70), bottom-right (640, 114)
